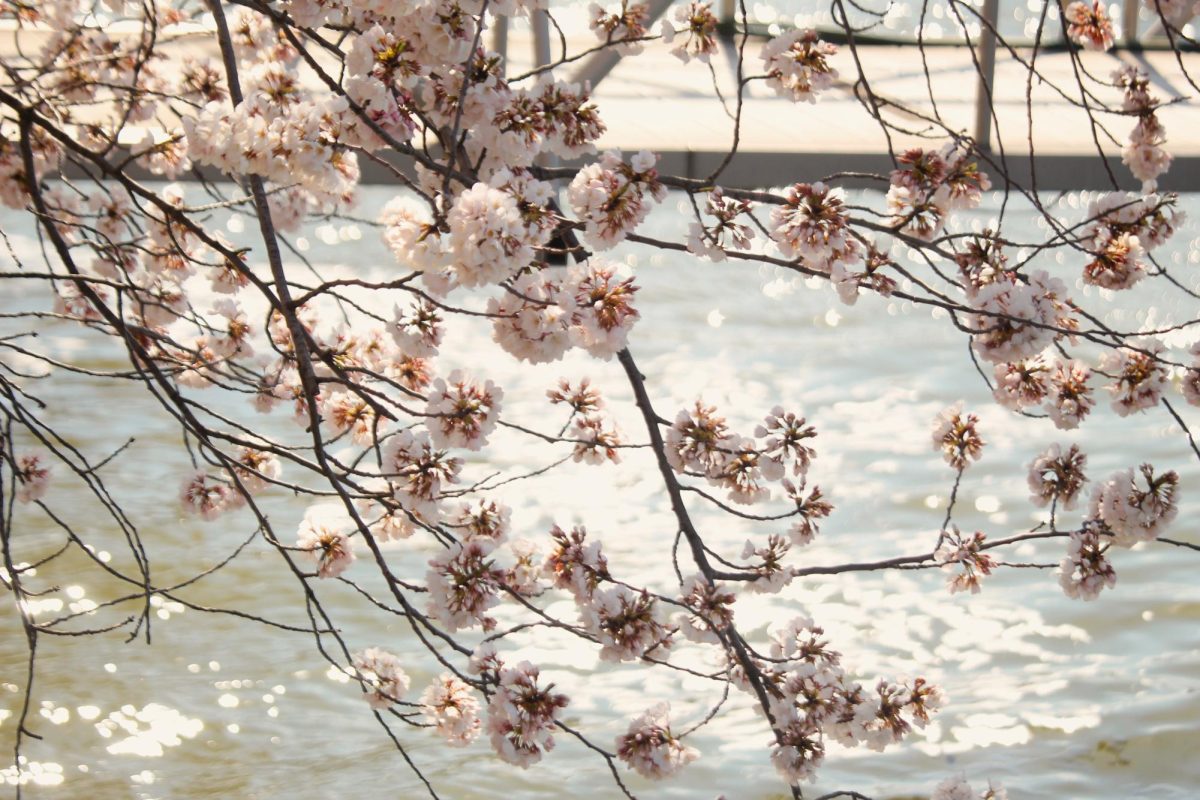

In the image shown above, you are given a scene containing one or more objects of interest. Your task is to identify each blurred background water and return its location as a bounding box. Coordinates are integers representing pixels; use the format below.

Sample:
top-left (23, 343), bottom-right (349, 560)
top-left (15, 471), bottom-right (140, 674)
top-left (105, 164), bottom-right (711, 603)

top-left (1, 185), bottom-right (1198, 800)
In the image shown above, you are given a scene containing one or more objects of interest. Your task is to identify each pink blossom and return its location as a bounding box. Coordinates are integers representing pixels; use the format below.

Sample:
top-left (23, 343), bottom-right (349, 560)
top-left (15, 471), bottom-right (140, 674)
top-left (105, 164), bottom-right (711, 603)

top-left (451, 499), bottom-right (512, 544)
top-left (1065, 2), bottom-right (1114, 50)
top-left (992, 357), bottom-right (1049, 410)
top-left (885, 146), bottom-right (990, 241)
top-left (666, 400), bottom-right (731, 475)
top-left (567, 260), bottom-right (641, 358)
top-left (741, 535), bottom-right (794, 593)
top-left (1044, 360), bottom-right (1094, 429)
top-left (346, 24), bottom-right (424, 89)
top-left (390, 299), bottom-right (443, 358)
top-left (615, 702), bottom-right (699, 779)
top-left (387, 354), bottom-right (433, 392)
top-left (931, 404), bottom-right (984, 470)
top-left (424, 370), bottom-right (502, 451)
top-left (1027, 443), bottom-right (1088, 510)
top-left (426, 539), bottom-right (506, 631)
top-left (231, 446), bottom-right (282, 495)
top-left (687, 187), bottom-right (754, 260)
top-left (209, 300), bottom-right (254, 358)
top-left (933, 528), bottom-right (996, 595)
top-left (930, 776), bottom-right (977, 800)
top-left (769, 182), bottom-right (859, 270)
top-left (567, 150), bottom-right (665, 250)
top-left (930, 776), bottom-right (1008, 800)
top-left (783, 480), bottom-right (833, 546)
top-left (447, 180), bottom-right (543, 287)
top-left (537, 80), bottom-right (607, 160)
top-left (756, 406), bottom-right (817, 476)
top-left (580, 584), bottom-right (673, 662)
top-left (543, 524), bottom-right (609, 601)
top-left (1089, 464), bottom-right (1179, 546)
top-left (380, 197), bottom-right (451, 280)
top-left (589, 1), bottom-right (650, 55)
top-left (179, 470), bottom-right (231, 521)
top-left (486, 661), bottom-right (569, 768)
top-left (14, 453), bottom-right (51, 504)
top-left (1059, 522), bottom-right (1116, 600)
top-left (296, 516), bottom-right (356, 578)
top-left (322, 389), bottom-right (382, 445)
top-left (505, 538), bottom-right (543, 596)
top-left (769, 705), bottom-right (825, 784)
top-left (676, 574), bottom-right (735, 643)
top-left (1083, 231), bottom-right (1144, 290)
top-left (357, 495), bottom-right (416, 542)
top-left (661, 2), bottom-right (719, 63)
top-left (570, 415), bottom-right (622, 464)
top-left (488, 269), bottom-right (576, 364)
top-left (420, 674), bottom-right (482, 746)
top-left (968, 270), bottom-right (1070, 364)
top-left (761, 30), bottom-right (838, 103)
top-left (352, 647), bottom-right (410, 710)
top-left (1114, 67), bottom-right (1172, 186)
top-left (547, 378), bottom-right (605, 414)
top-left (1099, 340), bottom-right (1167, 416)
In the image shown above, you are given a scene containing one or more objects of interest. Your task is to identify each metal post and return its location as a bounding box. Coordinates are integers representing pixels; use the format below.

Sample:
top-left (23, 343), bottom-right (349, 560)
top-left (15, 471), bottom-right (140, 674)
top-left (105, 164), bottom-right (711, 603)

top-left (491, 14), bottom-right (508, 78)
top-left (532, 8), bottom-right (552, 74)
top-left (720, 0), bottom-right (736, 31)
top-left (973, 0), bottom-right (1000, 152)
top-left (532, 9), bottom-right (559, 170)
top-left (1122, 0), bottom-right (1139, 46)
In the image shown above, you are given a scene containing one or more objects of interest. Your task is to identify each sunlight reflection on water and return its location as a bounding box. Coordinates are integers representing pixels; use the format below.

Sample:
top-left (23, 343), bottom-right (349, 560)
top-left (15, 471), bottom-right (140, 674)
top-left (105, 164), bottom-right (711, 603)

top-left (0, 187), bottom-right (1198, 799)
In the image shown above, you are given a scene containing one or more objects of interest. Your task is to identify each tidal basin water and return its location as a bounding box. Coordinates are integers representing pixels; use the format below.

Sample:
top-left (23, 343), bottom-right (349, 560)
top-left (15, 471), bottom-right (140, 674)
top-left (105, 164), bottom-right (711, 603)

top-left (1, 186), bottom-right (1198, 800)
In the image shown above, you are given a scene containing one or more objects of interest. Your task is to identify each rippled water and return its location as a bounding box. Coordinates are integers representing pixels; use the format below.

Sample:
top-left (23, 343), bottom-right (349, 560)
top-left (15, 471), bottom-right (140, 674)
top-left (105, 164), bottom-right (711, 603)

top-left (1, 186), bottom-right (1199, 800)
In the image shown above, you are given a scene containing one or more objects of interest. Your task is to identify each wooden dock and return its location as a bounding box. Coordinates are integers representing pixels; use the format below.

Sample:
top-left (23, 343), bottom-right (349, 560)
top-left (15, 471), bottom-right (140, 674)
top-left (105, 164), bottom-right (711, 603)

top-left (3, 20), bottom-right (1198, 190)
top-left (504, 29), bottom-right (1200, 190)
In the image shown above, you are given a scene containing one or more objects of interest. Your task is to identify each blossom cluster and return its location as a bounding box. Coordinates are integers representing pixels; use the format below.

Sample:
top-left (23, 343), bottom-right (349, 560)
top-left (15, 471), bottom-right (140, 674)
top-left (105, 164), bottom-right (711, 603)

top-left (934, 528), bottom-right (997, 595)
top-left (473, 651), bottom-right (570, 768)
top-left (1059, 522), bottom-right (1117, 601)
top-left (887, 145), bottom-right (991, 241)
top-left (990, 356), bottom-right (1095, 430)
top-left (1089, 463), bottom-right (1179, 547)
top-left (615, 703), bottom-right (699, 779)
top-left (931, 404), bottom-right (984, 470)
top-left (488, 260), bottom-right (642, 364)
top-left (769, 182), bottom-right (858, 270)
top-left (1064, 1), bottom-right (1115, 51)
top-left (5, 2), bottom-right (1197, 797)
top-left (751, 615), bottom-right (943, 783)
top-left (1080, 192), bottom-right (1182, 291)
top-left (568, 150), bottom-right (667, 250)
top-left (951, 232), bottom-right (1076, 366)
top-left (296, 514), bottom-right (357, 579)
top-left (589, 1), bottom-right (650, 55)
top-left (661, 2), bottom-right (720, 63)
top-left (761, 30), bottom-right (839, 103)
top-left (1115, 66), bottom-right (1172, 187)
top-left (1021, 444), bottom-right (1180, 600)
top-left (542, 524), bottom-right (675, 660)
top-left (12, 452), bottom-right (52, 504)
top-left (420, 673), bottom-right (483, 746)
top-left (665, 401), bottom-right (829, 543)
top-left (1027, 443), bottom-right (1088, 510)
top-left (352, 647), bottom-right (410, 710)
top-left (687, 187), bottom-right (755, 261)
